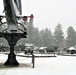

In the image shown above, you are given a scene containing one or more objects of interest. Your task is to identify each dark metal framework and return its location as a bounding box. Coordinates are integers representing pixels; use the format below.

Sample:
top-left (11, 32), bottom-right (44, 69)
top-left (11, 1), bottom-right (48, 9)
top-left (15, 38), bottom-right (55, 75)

top-left (0, 0), bottom-right (35, 67)
top-left (0, 0), bottom-right (27, 66)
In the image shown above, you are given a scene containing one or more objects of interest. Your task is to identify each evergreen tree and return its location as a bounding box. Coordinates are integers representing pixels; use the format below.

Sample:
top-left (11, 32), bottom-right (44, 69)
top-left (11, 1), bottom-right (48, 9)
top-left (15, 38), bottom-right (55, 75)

top-left (26, 21), bottom-right (35, 43)
top-left (39, 28), bottom-right (54, 47)
top-left (32, 27), bottom-right (41, 46)
top-left (54, 23), bottom-right (64, 47)
top-left (66, 26), bottom-right (76, 47)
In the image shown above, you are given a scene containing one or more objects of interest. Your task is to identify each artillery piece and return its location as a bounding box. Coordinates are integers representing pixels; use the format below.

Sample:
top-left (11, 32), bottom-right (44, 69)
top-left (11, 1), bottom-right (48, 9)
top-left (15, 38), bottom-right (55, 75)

top-left (0, 0), bottom-right (34, 66)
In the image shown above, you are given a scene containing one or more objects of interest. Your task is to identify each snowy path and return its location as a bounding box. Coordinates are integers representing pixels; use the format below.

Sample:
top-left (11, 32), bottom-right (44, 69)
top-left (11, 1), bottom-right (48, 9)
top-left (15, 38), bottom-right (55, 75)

top-left (0, 54), bottom-right (76, 75)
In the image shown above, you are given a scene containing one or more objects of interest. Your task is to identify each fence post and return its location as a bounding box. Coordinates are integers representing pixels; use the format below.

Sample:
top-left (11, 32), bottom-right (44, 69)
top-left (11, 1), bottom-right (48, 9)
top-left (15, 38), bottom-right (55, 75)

top-left (32, 52), bottom-right (35, 68)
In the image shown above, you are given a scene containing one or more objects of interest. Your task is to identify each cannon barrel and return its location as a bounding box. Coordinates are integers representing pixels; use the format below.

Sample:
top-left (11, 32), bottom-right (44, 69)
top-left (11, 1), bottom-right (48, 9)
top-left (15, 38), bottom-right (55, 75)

top-left (3, 0), bottom-right (17, 24)
top-left (3, 0), bottom-right (22, 31)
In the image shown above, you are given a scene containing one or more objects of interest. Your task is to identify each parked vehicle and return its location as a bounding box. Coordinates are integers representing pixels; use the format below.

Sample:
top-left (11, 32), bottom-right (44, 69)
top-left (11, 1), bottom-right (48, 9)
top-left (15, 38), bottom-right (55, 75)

top-left (39, 47), bottom-right (47, 54)
top-left (15, 44), bottom-right (25, 51)
top-left (24, 43), bottom-right (35, 54)
top-left (0, 44), bottom-right (10, 52)
top-left (46, 46), bottom-right (54, 53)
top-left (67, 47), bottom-right (76, 54)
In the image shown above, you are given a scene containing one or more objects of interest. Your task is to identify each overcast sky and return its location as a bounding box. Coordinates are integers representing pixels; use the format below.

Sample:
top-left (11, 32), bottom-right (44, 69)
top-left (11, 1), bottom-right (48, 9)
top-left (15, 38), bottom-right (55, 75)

top-left (0, 0), bottom-right (76, 33)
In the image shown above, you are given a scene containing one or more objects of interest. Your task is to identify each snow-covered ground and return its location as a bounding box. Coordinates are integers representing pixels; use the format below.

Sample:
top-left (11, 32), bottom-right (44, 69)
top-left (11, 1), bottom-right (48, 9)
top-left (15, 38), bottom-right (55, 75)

top-left (0, 53), bottom-right (76, 75)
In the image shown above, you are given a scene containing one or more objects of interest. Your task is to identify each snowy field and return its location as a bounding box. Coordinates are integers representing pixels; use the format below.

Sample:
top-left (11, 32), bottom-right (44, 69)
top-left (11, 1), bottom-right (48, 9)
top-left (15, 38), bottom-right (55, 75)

top-left (0, 54), bottom-right (76, 75)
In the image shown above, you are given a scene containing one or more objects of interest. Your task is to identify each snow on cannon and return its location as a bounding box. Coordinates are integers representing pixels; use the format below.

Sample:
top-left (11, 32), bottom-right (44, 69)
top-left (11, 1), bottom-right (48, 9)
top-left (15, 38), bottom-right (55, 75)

top-left (0, 0), bottom-right (34, 66)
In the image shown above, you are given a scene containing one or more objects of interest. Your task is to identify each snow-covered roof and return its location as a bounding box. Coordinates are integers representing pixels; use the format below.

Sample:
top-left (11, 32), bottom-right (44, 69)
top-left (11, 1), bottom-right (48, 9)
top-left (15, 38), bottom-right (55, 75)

top-left (40, 47), bottom-right (47, 49)
top-left (68, 47), bottom-right (76, 50)
top-left (24, 43), bottom-right (34, 47)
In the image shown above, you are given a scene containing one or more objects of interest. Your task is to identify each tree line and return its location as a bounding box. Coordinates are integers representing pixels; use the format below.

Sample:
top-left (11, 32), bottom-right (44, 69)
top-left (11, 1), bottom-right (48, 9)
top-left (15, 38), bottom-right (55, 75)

top-left (20, 23), bottom-right (76, 48)
top-left (0, 22), bottom-right (76, 49)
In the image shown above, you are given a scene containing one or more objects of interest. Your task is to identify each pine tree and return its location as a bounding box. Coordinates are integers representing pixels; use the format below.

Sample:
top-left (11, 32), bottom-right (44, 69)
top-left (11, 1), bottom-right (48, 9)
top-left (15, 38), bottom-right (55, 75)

top-left (54, 23), bottom-right (64, 47)
top-left (66, 26), bottom-right (76, 47)
top-left (39, 28), bottom-right (54, 47)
